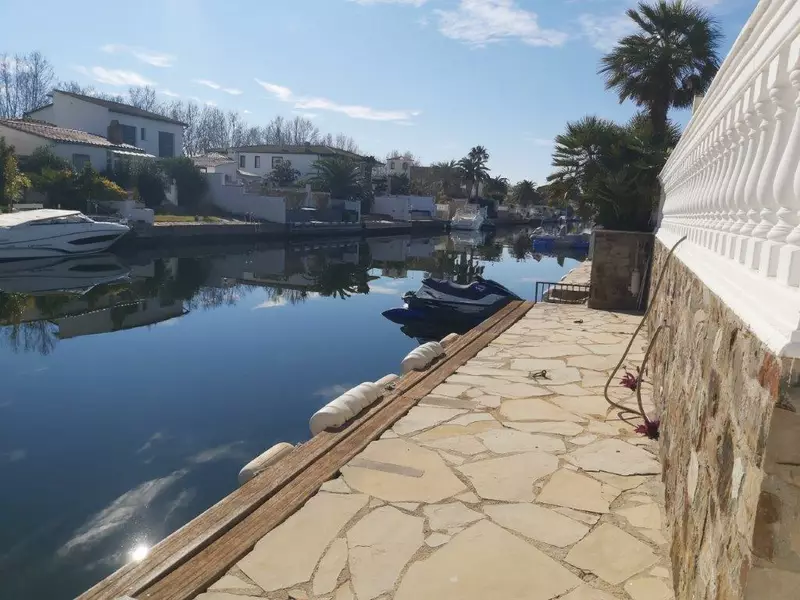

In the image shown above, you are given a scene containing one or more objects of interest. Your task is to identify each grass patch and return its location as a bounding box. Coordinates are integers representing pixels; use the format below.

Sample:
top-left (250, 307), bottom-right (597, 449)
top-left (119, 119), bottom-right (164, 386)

top-left (154, 214), bottom-right (224, 223)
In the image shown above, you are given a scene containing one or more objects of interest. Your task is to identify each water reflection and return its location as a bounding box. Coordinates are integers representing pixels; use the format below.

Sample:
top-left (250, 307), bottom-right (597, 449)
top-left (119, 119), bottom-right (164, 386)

top-left (0, 230), bottom-right (584, 356)
top-left (0, 228), bottom-right (586, 600)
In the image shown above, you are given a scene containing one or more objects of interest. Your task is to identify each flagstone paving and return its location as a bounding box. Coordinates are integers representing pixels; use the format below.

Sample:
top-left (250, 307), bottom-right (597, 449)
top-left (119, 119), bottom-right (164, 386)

top-left (194, 302), bottom-right (673, 600)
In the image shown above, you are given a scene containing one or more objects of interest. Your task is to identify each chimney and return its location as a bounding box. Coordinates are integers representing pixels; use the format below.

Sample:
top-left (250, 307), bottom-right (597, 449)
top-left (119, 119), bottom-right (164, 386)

top-left (107, 120), bottom-right (123, 144)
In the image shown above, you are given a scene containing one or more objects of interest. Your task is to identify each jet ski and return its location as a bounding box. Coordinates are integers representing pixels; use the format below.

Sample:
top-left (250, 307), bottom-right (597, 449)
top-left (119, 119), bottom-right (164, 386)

top-left (382, 277), bottom-right (521, 327)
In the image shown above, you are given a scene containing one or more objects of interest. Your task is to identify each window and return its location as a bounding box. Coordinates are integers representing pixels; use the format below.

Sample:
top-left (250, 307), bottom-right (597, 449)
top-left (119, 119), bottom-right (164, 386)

top-left (402, 162), bottom-right (409, 171)
top-left (390, 161), bottom-right (395, 170)
top-left (140, 127), bottom-right (146, 141)
top-left (120, 124), bottom-right (136, 146)
top-left (272, 156), bottom-right (284, 168)
top-left (239, 155), bottom-right (246, 168)
top-left (254, 155), bottom-right (261, 168)
top-left (158, 131), bottom-right (175, 158)
top-left (72, 153), bottom-right (91, 171)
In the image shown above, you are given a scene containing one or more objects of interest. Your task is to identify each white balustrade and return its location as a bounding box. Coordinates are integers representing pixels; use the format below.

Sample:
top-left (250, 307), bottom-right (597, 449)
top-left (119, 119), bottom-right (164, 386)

top-left (657, 0), bottom-right (800, 357)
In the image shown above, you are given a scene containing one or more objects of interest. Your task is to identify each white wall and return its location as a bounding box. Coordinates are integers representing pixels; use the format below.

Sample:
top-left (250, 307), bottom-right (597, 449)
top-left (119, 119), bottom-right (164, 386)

top-left (205, 173), bottom-right (286, 223)
top-left (386, 158), bottom-right (411, 178)
top-left (50, 143), bottom-right (110, 171)
top-left (372, 195), bottom-right (435, 221)
top-left (0, 125), bottom-right (45, 155)
top-left (233, 152), bottom-right (321, 178)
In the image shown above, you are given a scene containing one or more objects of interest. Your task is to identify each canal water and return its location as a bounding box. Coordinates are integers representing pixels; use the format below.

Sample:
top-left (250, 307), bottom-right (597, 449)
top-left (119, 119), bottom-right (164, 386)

top-left (0, 228), bottom-right (586, 600)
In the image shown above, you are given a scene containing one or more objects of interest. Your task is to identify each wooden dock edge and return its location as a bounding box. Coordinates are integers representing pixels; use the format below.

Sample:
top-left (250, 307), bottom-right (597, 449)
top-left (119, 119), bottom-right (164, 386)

top-left (80, 300), bottom-right (534, 600)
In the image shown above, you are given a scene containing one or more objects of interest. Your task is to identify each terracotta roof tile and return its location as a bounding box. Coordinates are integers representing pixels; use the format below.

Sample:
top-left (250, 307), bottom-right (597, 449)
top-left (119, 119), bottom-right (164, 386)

top-left (0, 119), bottom-right (149, 152)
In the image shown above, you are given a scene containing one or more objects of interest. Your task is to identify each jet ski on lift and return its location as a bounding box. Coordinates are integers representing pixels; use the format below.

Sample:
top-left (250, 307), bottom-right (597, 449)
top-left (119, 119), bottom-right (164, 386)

top-left (382, 276), bottom-right (521, 328)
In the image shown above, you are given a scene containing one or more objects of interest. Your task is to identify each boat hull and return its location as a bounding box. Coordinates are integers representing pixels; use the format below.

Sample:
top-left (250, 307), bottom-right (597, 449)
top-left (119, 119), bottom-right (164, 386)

top-left (0, 228), bottom-right (128, 261)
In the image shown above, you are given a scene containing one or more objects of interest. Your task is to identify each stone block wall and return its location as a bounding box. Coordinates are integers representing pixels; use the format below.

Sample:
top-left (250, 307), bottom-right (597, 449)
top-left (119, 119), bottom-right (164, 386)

top-left (646, 238), bottom-right (800, 599)
top-left (589, 230), bottom-right (653, 311)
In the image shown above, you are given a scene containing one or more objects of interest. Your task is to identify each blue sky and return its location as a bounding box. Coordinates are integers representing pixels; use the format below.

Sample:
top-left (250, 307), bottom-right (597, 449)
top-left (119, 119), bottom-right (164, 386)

top-left (1, 0), bottom-right (755, 183)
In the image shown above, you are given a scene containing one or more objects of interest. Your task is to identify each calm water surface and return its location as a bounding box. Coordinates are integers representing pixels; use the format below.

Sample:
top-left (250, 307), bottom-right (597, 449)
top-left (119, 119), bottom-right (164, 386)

top-left (0, 228), bottom-right (585, 600)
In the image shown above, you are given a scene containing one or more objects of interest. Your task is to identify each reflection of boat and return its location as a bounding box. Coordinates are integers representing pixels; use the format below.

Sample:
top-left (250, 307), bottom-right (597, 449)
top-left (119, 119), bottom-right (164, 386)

top-left (531, 227), bottom-right (591, 251)
top-left (382, 277), bottom-right (520, 329)
top-left (450, 206), bottom-right (486, 231)
top-left (450, 229), bottom-right (486, 249)
top-left (0, 254), bottom-right (131, 294)
top-left (0, 210), bottom-right (129, 260)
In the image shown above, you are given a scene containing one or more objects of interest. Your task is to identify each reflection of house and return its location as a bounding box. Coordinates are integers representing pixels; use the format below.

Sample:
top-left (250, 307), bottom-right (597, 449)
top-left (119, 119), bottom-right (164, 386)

top-left (223, 144), bottom-right (368, 180)
top-left (25, 90), bottom-right (185, 158)
top-left (0, 118), bottom-right (151, 171)
top-left (54, 299), bottom-right (186, 339)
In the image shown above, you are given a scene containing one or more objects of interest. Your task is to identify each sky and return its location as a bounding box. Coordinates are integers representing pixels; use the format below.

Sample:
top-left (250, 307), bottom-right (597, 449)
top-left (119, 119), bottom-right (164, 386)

top-left (0, 0), bottom-right (757, 184)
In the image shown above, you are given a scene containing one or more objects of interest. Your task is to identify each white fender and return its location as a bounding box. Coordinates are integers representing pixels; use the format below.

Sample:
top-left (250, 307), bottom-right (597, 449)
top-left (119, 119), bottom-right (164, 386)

top-left (238, 442), bottom-right (294, 485)
top-left (375, 373), bottom-right (399, 388)
top-left (401, 341), bottom-right (444, 374)
top-left (439, 333), bottom-right (459, 348)
top-left (309, 382), bottom-right (382, 436)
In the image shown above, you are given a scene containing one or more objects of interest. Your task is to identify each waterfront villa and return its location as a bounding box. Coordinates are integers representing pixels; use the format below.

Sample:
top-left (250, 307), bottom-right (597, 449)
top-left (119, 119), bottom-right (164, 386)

top-left (24, 89), bottom-right (186, 159)
top-left (0, 118), bottom-right (151, 171)
top-left (224, 143), bottom-right (369, 180)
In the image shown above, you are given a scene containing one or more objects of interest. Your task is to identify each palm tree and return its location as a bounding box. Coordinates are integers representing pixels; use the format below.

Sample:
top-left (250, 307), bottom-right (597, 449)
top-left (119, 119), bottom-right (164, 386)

top-left (599, 0), bottom-right (721, 142)
top-left (430, 160), bottom-right (462, 196)
top-left (549, 116), bottom-right (622, 195)
top-left (509, 180), bottom-right (541, 208)
top-left (458, 146), bottom-right (491, 199)
top-left (484, 176), bottom-right (509, 202)
top-left (310, 157), bottom-right (365, 200)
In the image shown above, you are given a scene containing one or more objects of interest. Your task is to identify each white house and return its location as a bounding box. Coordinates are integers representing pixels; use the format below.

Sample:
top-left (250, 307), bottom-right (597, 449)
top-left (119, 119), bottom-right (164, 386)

top-left (225, 144), bottom-right (368, 180)
top-left (385, 155), bottom-right (412, 178)
top-left (0, 118), bottom-right (152, 171)
top-left (25, 90), bottom-right (186, 158)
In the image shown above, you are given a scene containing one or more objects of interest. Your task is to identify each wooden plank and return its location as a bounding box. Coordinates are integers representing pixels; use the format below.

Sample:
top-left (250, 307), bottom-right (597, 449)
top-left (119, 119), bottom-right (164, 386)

top-left (141, 300), bottom-right (534, 600)
top-left (77, 301), bottom-right (524, 600)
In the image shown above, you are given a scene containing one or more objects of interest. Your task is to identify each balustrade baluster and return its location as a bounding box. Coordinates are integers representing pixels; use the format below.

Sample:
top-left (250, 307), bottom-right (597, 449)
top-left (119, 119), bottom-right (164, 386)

top-left (756, 49), bottom-right (791, 277)
top-left (723, 99), bottom-right (748, 258)
top-left (738, 80), bottom-right (762, 263)
top-left (775, 36), bottom-right (800, 286)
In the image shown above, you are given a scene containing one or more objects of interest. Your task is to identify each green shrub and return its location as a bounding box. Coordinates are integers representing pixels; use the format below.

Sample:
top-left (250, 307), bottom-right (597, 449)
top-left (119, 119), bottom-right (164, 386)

top-left (160, 157), bottom-right (208, 208)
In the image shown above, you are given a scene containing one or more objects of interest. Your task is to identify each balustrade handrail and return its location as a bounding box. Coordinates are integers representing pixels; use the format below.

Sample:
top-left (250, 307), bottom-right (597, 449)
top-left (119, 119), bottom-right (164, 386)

top-left (656, 0), bottom-right (800, 358)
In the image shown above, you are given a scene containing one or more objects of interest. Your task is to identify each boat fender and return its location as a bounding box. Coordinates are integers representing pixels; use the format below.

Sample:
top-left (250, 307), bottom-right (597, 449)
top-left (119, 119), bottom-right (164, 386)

top-left (238, 442), bottom-right (294, 485)
top-left (375, 373), bottom-right (399, 388)
top-left (309, 382), bottom-right (381, 436)
top-left (439, 333), bottom-right (459, 348)
top-left (401, 341), bottom-right (444, 374)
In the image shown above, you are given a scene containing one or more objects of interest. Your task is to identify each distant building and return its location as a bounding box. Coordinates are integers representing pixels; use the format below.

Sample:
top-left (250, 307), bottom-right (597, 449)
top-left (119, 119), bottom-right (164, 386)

top-left (223, 143), bottom-right (369, 180)
top-left (385, 155), bottom-right (413, 178)
top-left (0, 118), bottom-right (151, 171)
top-left (25, 90), bottom-right (186, 158)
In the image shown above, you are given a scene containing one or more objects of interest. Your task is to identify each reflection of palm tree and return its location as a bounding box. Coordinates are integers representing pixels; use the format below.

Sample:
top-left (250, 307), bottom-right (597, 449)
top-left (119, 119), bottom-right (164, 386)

top-left (510, 233), bottom-right (532, 261)
top-left (309, 262), bottom-right (372, 299)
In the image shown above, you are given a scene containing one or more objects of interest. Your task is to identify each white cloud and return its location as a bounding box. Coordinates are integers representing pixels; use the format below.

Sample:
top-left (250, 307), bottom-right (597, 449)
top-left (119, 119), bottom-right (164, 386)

top-left (194, 79), bottom-right (242, 95)
top-left (254, 79), bottom-right (293, 101)
top-left (349, 0), bottom-right (428, 5)
top-left (292, 110), bottom-right (319, 119)
top-left (243, 109), bottom-right (252, 114)
top-left (252, 297), bottom-right (287, 309)
top-left (205, 100), bottom-right (217, 106)
top-left (578, 13), bottom-right (636, 51)
top-left (101, 44), bottom-right (175, 68)
top-left (435, 0), bottom-right (568, 48)
top-left (368, 284), bottom-right (403, 295)
top-left (314, 383), bottom-right (353, 398)
top-left (160, 89), bottom-right (179, 97)
top-left (74, 65), bottom-right (155, 86)
top-left (255, 78), bottom-right (419, 122)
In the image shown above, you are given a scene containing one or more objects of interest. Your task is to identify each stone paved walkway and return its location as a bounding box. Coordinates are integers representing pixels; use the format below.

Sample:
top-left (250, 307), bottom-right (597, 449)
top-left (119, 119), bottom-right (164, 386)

top-left (196, 303), bottom-right (673, 600)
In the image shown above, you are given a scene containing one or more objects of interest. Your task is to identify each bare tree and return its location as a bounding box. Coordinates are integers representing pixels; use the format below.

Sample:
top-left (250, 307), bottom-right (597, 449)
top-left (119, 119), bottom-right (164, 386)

top-left (57, 80), bottom-right (121, 101)
top-left (127, 86), bottom-right (160, 111)
top-left (226, 110), bottom-right (247, 148)
top-left (288, 115), bottom-right (320, 145)
top-left (0, 51), bottom-right (55, 118)
top-left (385, 149), bottom-right (419, 164)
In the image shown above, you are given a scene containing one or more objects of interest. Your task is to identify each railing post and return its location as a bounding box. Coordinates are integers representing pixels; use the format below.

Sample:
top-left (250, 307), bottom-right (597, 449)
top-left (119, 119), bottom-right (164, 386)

top-left (775, 35), bottom-right (800, 286)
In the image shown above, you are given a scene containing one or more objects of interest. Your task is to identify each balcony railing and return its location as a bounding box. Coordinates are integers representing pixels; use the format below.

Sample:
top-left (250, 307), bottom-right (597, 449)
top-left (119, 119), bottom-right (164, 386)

top-left (657, 0), bottom-right (800, 356)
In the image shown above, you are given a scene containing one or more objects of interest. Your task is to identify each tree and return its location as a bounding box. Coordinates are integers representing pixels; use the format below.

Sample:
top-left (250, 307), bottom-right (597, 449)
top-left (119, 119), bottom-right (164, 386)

top-left (429, 160), bottom-right (464, 196)
top-left (484, 175), bottom-right (509, 203)
top-left (0, 51), bottom-right (55, 118)
top-left (0, 138), bottom-right (30, 208)
top-left (310, 157), bottom-right (364, 200)
top-left (268, 159), bottom-right (301, 187)
top-left (599, 0), bottom-right (721, 141)
top-left (161, 157), bottom-right (208, 208)
top-left (458, 146), bottom-right (490, 199)
top-left (127, 86), bottom-right (160, 111)
top-left (388, 173), bottom-right (410, 195)
top-left (508, 180), bottom-right (541, 208)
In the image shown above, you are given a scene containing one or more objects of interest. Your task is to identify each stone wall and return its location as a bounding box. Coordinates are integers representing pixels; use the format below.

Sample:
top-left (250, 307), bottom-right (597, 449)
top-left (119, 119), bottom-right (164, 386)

top-left (589, 230), bottom-right (653, 311)
top-left (646, 238), bottom-right (800, 599)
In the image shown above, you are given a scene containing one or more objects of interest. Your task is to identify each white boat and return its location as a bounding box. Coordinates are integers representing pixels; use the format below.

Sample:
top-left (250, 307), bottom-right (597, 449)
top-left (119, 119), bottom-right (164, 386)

top-left (0, 210), bottom-right (129, 260)
top-left (450, 205), bottom-right (487, 231)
